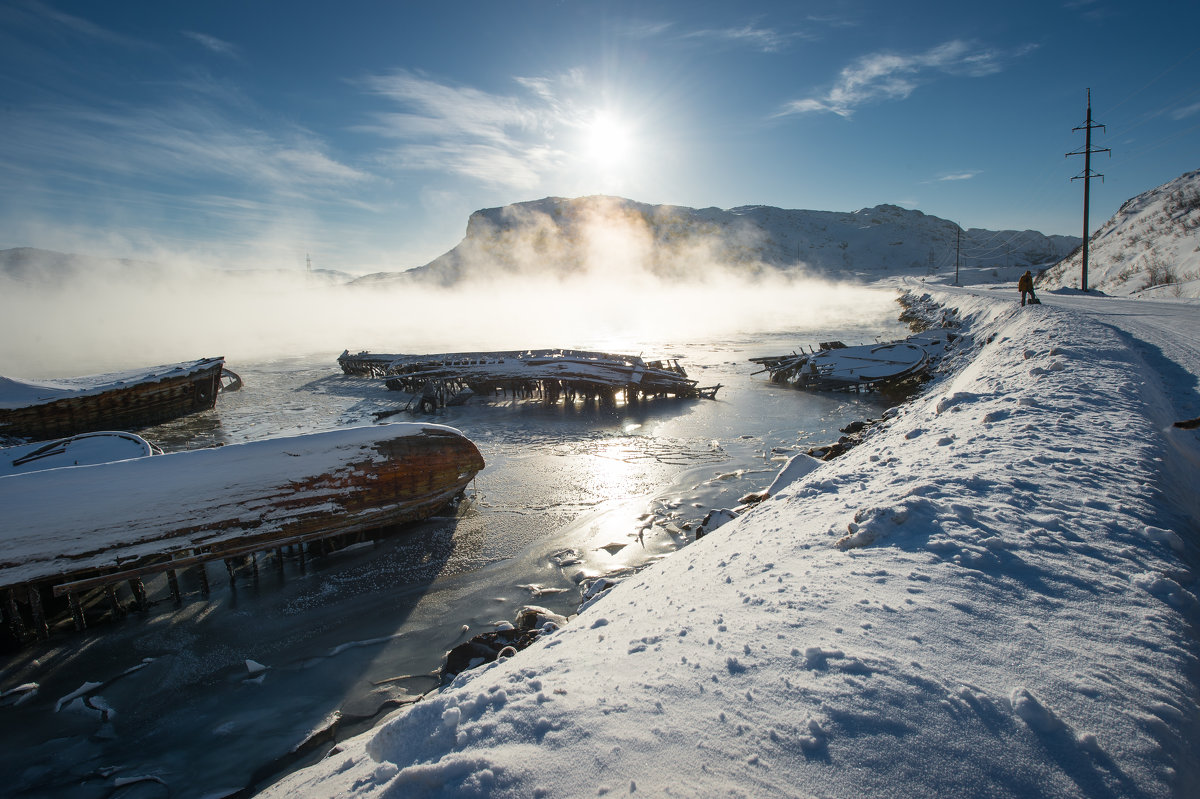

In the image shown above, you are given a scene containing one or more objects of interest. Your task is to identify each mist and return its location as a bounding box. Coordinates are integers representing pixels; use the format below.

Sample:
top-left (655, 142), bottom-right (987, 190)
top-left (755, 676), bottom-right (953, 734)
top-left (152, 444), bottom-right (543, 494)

top-left (1, 270), bottom-right (903, 379)
top-left (0, 205), bottom-right (903, 378)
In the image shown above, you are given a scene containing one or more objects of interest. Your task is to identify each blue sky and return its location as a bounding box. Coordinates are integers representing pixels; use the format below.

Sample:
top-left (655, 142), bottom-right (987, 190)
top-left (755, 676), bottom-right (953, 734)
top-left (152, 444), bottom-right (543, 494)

top-left (1, 0), bottom-right (1197, 274)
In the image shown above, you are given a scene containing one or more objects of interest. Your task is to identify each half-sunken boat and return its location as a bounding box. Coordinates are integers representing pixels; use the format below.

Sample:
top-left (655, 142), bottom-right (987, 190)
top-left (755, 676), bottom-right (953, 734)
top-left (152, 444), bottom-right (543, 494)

top-left (0, 423), bottom-right (484, 639)
top-left (751, 331), bottom-right (955, 392)
top-left (0, 357), bottom-right (228, 441)
top-left (2, 431), bottom-right (162, 476)
top-left (338, 348), bottom-right (720, 406)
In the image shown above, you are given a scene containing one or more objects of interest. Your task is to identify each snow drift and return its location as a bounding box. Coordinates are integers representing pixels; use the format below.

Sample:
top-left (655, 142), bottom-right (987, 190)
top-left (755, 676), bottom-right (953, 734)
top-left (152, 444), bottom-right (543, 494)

top-left (258, 289), bottom-right (1199, 798)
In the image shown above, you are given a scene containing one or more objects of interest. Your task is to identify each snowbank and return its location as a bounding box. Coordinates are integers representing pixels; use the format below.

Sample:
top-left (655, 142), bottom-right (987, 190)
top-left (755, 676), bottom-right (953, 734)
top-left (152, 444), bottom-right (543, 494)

top-left (259, 291), bottom-right (1198, 798)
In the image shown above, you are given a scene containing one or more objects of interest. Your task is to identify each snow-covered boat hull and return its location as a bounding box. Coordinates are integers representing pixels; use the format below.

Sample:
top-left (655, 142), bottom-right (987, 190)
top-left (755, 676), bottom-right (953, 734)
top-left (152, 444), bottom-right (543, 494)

top-left (0, 424), bottom-right (485, 609)
top-left (751, 331), bottom-right (955, 391)
top-left (0, 358), bottom-right (226, 441)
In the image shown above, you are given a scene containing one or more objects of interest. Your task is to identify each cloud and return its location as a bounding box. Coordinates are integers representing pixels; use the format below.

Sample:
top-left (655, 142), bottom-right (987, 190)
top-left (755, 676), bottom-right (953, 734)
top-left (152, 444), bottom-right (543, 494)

top-left (682, 23), bottom-right (803, 53)
top-left (778, 40), bottom-right (1033, 118)
top-left (18, 0), bottom-right (150, 49)
top-left (183, 31), bottom-right (239, 58)
top-left (359, 70), bottom-right (609, 190)
top-left (937, 171), bottom-right (980, 182)
top-left (1, 102), bottom-right (367, 194)
top-left (1170, 101), bottom-right (1200, 121)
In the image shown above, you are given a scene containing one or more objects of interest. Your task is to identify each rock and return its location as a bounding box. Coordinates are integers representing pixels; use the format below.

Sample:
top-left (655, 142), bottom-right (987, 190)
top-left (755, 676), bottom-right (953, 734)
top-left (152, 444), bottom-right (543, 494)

top-left (696, 508), bottom-right (740, 538)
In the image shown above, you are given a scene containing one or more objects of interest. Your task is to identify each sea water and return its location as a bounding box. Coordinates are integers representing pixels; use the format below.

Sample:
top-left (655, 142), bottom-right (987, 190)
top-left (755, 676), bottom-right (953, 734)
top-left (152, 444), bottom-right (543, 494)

top-left (0, 327), bottom-right (905, 798)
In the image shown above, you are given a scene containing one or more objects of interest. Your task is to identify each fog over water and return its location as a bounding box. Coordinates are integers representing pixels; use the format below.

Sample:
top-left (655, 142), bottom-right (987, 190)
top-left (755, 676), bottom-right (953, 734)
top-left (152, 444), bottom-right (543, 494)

top-left (0, 219), bottom-right (898, 378)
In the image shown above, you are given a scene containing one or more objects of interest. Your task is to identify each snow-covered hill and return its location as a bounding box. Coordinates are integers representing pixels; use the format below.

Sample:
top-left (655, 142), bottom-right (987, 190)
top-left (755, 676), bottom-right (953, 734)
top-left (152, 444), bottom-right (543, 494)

top-left (1040, 168), bottom-right (1200, 298)
top-left (355, 196), bottom-right (1078, 287)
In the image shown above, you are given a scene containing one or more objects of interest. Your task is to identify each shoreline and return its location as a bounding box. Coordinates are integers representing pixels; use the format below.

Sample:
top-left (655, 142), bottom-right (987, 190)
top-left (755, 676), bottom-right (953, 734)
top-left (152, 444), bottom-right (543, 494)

top-left (258, 286), bottom-right (1199, 798)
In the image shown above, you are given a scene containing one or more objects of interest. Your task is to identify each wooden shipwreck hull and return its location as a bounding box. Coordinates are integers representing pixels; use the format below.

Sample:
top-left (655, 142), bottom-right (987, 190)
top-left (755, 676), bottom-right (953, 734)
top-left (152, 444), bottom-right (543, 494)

top-left (0, 357), bottom-right (226, 441)
top-left (751, 331), bottom-right (955, 392)
top-left (0, 423), bottom-right (484, 636)
top-left (339, 348), bottom-right (719, 404)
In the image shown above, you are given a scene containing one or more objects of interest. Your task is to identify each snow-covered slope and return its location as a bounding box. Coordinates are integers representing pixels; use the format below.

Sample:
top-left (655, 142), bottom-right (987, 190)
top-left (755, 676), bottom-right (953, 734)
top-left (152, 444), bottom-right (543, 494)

top-left (357, 196), bottom-right (1078, 287)
top-left (259, 288), bottom-right (1200, 799)
top-left (1040, 168), bottom-right (1200, 298)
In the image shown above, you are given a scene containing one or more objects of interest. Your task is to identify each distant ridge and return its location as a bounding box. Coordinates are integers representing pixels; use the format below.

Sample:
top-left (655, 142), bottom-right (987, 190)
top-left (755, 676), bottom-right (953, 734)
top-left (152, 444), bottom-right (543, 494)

top-left (0, 247), bottom-right (161, 283)
top-left (0, 247), bottom-right (354, 285)
top-left (353, 195), bottom-right (1080, 287)
top-left (13, 169), bottom-right (1200, 297)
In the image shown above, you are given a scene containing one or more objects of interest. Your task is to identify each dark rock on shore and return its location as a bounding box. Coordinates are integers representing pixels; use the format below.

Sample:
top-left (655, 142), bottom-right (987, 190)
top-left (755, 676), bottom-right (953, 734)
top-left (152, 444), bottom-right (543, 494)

top-left (441, 607), bottom-right (569, 683)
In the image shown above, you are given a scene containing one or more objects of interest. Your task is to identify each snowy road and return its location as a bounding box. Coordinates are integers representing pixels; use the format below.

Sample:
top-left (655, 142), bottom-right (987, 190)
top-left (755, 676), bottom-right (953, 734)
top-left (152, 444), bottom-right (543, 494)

top-left (921, 279), bottom-right (1200, 527)
top-left (928, 280), bottom-right (1200, 422)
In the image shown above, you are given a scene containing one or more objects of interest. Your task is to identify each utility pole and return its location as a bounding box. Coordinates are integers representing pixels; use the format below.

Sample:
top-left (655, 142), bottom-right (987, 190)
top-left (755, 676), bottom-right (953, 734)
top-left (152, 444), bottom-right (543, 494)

top-left (954, 226), bottom-right (961, 285)
top-left (1066, 89), bottom-right (1110, 292)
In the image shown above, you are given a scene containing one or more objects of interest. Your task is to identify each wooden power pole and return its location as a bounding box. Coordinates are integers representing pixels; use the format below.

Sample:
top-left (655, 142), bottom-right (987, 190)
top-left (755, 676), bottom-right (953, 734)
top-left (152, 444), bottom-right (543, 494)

top-left (1066, 89), bottom-right (1110, 292)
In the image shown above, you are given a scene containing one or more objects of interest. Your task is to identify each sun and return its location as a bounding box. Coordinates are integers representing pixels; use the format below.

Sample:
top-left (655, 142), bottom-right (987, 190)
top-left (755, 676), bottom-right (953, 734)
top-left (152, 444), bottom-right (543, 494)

top-left (582, 111), bottom-right (635, 170)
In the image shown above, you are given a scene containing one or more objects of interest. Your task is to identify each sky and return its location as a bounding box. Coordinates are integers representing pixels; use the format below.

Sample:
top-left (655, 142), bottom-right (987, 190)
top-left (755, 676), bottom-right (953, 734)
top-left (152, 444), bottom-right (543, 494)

top-left (1, 0), bottom-right (1198, 275)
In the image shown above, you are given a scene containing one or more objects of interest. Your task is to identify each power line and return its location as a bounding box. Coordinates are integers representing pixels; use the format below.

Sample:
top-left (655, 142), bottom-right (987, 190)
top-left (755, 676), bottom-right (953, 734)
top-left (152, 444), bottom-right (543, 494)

top-left (1066, 89), bottom-right (1111, 291)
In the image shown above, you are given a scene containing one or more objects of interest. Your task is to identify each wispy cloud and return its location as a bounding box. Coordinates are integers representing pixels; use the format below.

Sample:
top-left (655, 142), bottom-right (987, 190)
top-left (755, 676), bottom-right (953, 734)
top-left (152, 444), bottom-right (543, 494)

top-left (628, 15), bottom-right (810, 53)
top-left (937, 171), bottom-right (981, 182)
top-left (359, 70), bottom-right (589, 190)
top-left (682, 23), bottom-right (803, 54)
top-left (778, 40), bottom-right (1035, 118)
top-left (21, 0), bottom-right (150, 49)
top-left (1170, 101), bottom-right (1200, 121)
top-left (1, 102), bottom-right (367, 197)
top-left (183, 31), bottom-right (239, 58)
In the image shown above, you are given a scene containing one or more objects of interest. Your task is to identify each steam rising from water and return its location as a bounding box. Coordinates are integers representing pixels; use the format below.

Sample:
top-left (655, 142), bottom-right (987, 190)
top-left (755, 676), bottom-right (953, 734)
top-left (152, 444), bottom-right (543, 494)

top-left (1, 205), bottom-right (901, 377)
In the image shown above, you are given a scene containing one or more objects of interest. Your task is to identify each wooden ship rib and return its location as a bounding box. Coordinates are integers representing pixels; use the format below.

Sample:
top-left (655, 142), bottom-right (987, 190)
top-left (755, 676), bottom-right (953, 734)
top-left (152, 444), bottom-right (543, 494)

top-left (338, 348), bottom-right (720, 406)
top-left (0, 357), bottom-right (230, 441)
top-left (0, 423), bottom-right (484, 642)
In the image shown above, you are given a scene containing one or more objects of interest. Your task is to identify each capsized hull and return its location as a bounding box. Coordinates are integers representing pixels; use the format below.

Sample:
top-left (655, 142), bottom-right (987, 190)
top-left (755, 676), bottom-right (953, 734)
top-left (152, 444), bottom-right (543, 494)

top-left (0, 423), bottom-right (485, 592)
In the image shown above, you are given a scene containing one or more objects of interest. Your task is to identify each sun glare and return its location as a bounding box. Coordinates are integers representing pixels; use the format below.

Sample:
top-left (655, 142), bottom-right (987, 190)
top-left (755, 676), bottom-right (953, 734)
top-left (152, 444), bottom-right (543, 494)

top-left (583, 112), bottom-right (634, 170)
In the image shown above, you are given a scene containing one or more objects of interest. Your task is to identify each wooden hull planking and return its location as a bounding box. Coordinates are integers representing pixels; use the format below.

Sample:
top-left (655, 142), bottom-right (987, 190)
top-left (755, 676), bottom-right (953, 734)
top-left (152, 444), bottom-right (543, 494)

top-left (0, 358), bottom-right (225, 440)
top-left (0, 424), bottom-right (485, 603)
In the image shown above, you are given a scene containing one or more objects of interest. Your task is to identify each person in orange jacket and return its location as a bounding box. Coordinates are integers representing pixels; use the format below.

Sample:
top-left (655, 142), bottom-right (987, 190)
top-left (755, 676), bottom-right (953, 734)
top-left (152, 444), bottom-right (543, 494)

top-left (1018, 270), bottom-right (1038, 306)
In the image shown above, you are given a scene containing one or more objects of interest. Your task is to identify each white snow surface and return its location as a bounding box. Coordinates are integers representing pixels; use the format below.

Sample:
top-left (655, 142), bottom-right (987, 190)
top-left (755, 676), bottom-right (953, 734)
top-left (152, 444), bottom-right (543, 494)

top-left (258, 285), bottom-right (1200, 798)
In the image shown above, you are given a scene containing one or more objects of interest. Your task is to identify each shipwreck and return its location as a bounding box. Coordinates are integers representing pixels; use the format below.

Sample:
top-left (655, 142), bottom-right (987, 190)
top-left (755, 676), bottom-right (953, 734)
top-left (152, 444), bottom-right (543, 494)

top-left (338, 348), bottom-right (720, 408)
top-left (0, 357), bottom-right (235, 441)
top-left (751, 331), bottom-right (955, 392)
top-left (0, 423), bottom-right (484, 643)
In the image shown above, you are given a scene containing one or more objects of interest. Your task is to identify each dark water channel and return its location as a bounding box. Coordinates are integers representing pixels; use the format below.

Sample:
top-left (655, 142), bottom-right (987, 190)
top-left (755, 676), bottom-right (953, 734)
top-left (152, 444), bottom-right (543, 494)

top-left (0, 328), bottom-right (903, 798)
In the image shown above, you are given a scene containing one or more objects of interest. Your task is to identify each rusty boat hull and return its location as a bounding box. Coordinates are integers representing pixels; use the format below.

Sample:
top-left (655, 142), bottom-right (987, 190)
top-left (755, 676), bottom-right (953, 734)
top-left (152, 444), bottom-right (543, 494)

top-left (0, 423), bottom-right (485, 605)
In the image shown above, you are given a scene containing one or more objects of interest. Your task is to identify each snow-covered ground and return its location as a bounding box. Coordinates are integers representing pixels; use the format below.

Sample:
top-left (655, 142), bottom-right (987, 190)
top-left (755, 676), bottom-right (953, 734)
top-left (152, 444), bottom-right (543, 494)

top-left (257, 281), bottom-right (1199, 799)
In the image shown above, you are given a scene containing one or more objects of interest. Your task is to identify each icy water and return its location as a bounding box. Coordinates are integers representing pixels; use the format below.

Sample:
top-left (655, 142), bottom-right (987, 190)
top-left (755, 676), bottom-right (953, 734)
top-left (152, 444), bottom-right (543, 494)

top-left (0, 327), bottom-right (906, 799)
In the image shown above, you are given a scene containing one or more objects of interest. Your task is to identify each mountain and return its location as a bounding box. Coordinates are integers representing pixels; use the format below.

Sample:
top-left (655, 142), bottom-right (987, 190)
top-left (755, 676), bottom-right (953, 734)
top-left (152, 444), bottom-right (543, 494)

top-left (0, 247), bottom-right (356, 286)
top-left (1039, 168), bottom-right (1200, 298)
top-left (352, 195), bottom-right (1080, 287)
top-left (0, 247), bottom-right (163, 284)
